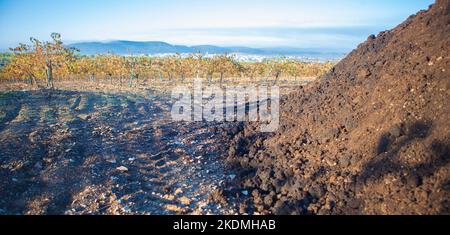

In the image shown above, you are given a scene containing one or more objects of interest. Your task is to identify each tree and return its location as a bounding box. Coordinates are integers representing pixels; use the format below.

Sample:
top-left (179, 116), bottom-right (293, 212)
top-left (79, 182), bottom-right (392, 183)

top-left (174, 54), bottom-right (192, 82)
top-left (74, 56), bottom-right (99, 82)
top-left (270, 57), bottom-right (288, 85)
top-left (0, 53), bottom-right (11, 68)
top-left (1, 41), bottom-right (336, 88)
top-left (2, 43), bottom-right (41, 84)
top-left (3, 33), bottom-right (78, 88)
top-left (211, 54), bottom-right (239, 86)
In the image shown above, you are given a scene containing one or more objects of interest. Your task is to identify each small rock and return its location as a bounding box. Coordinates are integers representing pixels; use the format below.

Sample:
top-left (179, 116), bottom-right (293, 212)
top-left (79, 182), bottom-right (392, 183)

top-left (308, 184), bottom-right (326, 199)
top-left (163, 186), bottom-right (171, 193)
top-left (239, 203), bottom-right (248, 214)
top-left (273, 199), bottom-right (290, 215)
top-left (339, 156), bottom-right (351, 167)
top-left (116, 166), bottom-right (128, 172)
top-left (347, 198), bottom-right (360, 209)
top-left (77, 114), bottom-right (91, 121)
top-left (165, 204), bottom-right (184, 213)
top-left (406, 175), bottom-right (422, 188)
top-left (178, 196), bottom-right (190, 205)
top-left (331, 127), bottom-right (340, 138)
top-left (358, 68), bottom-right (371, 78)
top-left (209, 189), bottom-right (228, 204)
top-left (163, 194), bottom-right (175, 201)
top-left (28, 131), bottom-right (40, 143)
top-left (264, 194), bottom-right (275, 207)
top-left (174, 188), bottom-right (183, 195)
top-left (389, 124), bottom-right (402, 137)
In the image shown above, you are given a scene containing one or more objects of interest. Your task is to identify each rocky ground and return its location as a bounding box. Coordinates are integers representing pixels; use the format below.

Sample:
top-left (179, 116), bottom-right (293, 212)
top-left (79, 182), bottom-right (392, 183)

top-left (224, 0), bottom-right (450, 215)
top-left (0, 0), bottom-right (448, 216)
top-left (0, 89), bottom-right (246, 215)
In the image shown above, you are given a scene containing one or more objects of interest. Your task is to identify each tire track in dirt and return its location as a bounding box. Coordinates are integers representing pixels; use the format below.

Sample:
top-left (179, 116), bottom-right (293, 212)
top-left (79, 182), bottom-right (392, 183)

top-left (0, 89), bottom-right (241, 215)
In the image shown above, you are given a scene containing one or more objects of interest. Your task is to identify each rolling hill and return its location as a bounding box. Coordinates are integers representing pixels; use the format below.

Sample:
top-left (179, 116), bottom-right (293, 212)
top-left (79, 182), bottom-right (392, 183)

top-left (69, 40), bottom-right (346, 58)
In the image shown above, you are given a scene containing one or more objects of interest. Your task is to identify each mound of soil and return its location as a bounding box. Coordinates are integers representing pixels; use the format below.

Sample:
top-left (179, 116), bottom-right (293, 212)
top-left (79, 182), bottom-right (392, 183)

top-left (226, 0), bottom-right (450, 214)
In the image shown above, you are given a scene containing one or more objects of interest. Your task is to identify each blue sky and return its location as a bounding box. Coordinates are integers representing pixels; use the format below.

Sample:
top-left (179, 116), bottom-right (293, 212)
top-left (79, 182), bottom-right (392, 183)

top-left (0, 0), bottom-right (434, 50)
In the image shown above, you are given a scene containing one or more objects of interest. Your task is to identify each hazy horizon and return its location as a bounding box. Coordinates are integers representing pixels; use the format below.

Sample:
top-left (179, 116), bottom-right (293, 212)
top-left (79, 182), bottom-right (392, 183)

top-left (0, 0), bottom-right (434, 50)
top-left (64, 25), bottom-right (390, 52)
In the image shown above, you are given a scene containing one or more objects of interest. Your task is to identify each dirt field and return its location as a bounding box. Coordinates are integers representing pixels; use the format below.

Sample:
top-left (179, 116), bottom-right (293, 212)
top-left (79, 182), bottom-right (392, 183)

top-left (0, 1), bottom-right (448, 216)
top-left (0, 87), bottom-right (250, 215)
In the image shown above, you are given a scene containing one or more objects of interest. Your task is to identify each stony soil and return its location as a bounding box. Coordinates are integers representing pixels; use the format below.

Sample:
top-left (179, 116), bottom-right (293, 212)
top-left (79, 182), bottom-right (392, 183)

top-left (225, 0), bottom-right (450, 215)
top-left (0, 1), bottom-right (448, 216)
top-left (0, 89), bottom-right (243, 215)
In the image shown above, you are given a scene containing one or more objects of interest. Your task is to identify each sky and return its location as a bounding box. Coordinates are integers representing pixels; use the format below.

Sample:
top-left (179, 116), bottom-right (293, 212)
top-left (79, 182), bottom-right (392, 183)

top-left (0, 0), bottom-right (434, 50)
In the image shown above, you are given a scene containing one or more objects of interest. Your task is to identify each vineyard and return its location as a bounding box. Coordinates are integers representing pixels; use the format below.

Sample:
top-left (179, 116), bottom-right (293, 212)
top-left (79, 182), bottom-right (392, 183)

top-left (0, 34), bottom-right (334, 215)
top-left (0, 34), bottom-right (335, 89)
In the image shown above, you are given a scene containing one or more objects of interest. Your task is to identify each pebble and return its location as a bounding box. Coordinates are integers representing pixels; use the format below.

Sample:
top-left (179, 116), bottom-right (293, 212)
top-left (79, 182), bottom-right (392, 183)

top-left (165, 204), bottom-right (184, 213)
top-left (174, 188), bottom-right (183, 195)
top-left (77, 114), bottom-right (91, 120)
top-left (163, 194), bottom-right (175, 200)
top-left (178, 196), bottom-right (191, 205)
top-left (116, 166), bottom-right (129, 172)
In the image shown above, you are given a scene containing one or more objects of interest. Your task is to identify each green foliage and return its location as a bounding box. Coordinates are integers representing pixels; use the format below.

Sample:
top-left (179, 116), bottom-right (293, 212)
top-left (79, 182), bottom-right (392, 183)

top-left (0, 53), bottom-right (11, 68)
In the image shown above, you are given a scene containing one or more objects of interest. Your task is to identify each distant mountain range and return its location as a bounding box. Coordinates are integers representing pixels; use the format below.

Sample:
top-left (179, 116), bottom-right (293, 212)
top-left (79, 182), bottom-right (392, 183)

top-left (69, 40), bottom-right (347, 58)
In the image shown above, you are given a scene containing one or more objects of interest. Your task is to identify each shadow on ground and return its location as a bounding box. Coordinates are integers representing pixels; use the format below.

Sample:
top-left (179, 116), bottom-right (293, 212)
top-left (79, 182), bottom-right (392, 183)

top-left (0, 89), bottom-right (240, 215)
